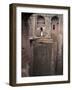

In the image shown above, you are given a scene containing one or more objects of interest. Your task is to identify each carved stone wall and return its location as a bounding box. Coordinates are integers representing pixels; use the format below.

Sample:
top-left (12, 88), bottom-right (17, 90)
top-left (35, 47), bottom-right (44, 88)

top-left (22, 13), bottom-right (63, 77)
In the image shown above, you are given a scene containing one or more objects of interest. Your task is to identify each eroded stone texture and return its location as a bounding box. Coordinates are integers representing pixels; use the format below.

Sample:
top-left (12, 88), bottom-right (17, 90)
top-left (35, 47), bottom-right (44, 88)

top-left (21, 13), bottom-right (63, 77)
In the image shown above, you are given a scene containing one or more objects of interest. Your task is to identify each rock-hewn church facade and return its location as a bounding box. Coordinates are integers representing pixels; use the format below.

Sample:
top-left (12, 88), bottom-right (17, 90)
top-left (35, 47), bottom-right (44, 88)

top-left (21, 13), bottom-right (63, 77)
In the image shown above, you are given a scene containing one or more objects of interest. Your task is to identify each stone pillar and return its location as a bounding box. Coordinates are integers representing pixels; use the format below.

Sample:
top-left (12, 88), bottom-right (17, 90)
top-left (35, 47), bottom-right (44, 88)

top-left (30, 14), bottom-right (36, 38)
top-left (45, 15), bottom-right (51, 38)
top-left (28, 16), bottom-right (32, 37)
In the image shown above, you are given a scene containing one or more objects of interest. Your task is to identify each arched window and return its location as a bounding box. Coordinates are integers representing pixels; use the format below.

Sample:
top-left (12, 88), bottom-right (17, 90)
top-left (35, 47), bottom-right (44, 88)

top-left (37, 16), bottom-right (45, 24)
top-left (51, 16), bottom-right (59, 21)
top-left (51, 16), bottom-right (59, 31)
top-left (36, 15), bottom-right (45, 37)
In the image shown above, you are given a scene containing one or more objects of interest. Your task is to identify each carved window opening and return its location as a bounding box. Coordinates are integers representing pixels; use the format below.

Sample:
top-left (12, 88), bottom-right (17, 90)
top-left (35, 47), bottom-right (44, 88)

top-left (53, 25), bottom-right (55, 30)
top-left (37, 16), bottom-right (45, 24)
top-left (51, 16), bottom-right (59, 31)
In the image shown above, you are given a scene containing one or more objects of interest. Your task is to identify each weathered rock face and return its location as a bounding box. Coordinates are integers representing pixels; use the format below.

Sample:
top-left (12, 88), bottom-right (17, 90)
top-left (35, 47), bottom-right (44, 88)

top-left (21, 13), bottom-right (63, 77)
top-left (32, 41), bottom-right (54, 76)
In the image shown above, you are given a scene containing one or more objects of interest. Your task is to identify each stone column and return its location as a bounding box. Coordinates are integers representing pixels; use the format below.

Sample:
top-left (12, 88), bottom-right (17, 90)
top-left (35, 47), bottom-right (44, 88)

top-left (29, 14), bottom-right (36, 38)
top-left (45, 15), bottom-right (51, 38)
top-left (32, 14), bottom-right (36, 37)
